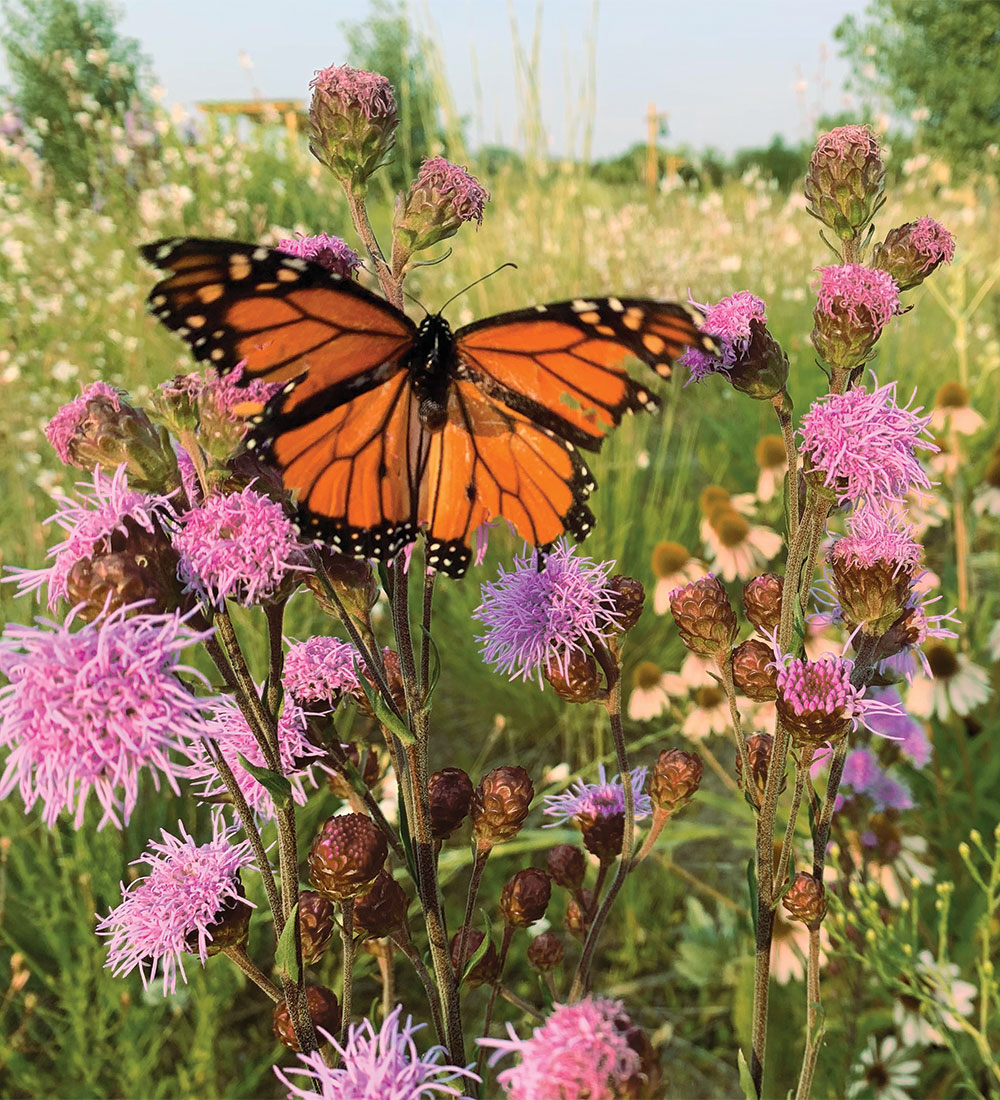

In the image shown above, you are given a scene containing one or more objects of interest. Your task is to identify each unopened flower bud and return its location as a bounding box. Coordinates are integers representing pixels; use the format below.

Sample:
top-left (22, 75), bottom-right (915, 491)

top-left (471, 765), bottom-right (533, 852)
top-left (732, 639), bottom-right (779, 701)
top-left (811, 264), bottom-right (899, 371)
top-left (871, 605), bottom-right (928, 663)
top-left (428, 767), bottom-right (474, 840)
top-left (804, 124), bottom-right (885, 241)
top-left (307, 813), bottom-right (388, 901)
top-left (45, 382), bottom-right (178, 491)
top-left (546, 844), bottom-right (587, 891)
top-left (565, 889), bottom-right (595, 941)
top-left (527, 931), bottom-right (564, 972)
top-left (872, 217), bottom-right (955, 292)
top-left (272, 985), bottom-right (341, 1051)
top-left (648, 748), bottom-right (703, 815)
top-left (545, 648), bottom-right (603, 703)
top-left (392, 157), bottom-right (489, 258)
top-left (829, 519), bottom-right (918, 637)
top-left (726, 319), bottom-right (790, 400)
top-left (669, 573), bottom-right (738, 657)
top-left (308, 64), bottom-right (398, 192)
top-left (737, 733), bottom-right (782, 799)
top-left (578, 808), bottom-right (624, 865)
top-left (743, 573), bottom-right (783, 633)
top-left (782, 872), bottom-right (828, 926)
top-left (305, 547), bottom-right (380, 623)
top-left (608, 574), bottom-right (646, 631)
top-left (499, 867), bottom-right (551, 928)
top-left (187, 875), bottom-right (250, 956)
top-left (353, 869), bottom-right (409, 939)
top-left (327, 742), bottom-right (380, 799)
top-left (450, 927), bottom-right (500, 987)
top-left (356, 648), bottom-right (407, 717)
top-left (297, 890), bottom-right (336, 964)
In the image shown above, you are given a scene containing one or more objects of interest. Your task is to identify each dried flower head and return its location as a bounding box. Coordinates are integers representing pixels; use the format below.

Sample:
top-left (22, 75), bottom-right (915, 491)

top-left (499, 868), bottom-right (551, 928)
top-left (648, 748), bottom-right (703, 815)
top-left (428, 767), bottom-right (475, 840)
top-left (96, 813), bottom-right (255, 995)
top-left (451, 927), bottom-right (501, 987)
top-left (353, 869), bottom-right (409, 939)
top-left (297, 890), bottom-right (337, 965)
top-left (527, 931), bottom-right (565, 973)
top-left (276, 233), bottom-right (361, 278)
top-left (743, 573), bottom-right (783, 634)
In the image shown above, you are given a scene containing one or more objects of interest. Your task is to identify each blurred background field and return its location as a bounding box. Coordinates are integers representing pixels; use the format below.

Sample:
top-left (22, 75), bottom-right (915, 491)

top-left (1, 1), bottom-right (999, 1097)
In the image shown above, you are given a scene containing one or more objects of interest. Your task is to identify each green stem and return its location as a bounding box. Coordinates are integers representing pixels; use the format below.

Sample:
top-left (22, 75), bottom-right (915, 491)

top-left (718, 652), bottom-right (755, 809)
top-left (456, 847), bottom-right (491, 977)
top-left (773, 389), bottom-right (799, 542)
top-left (775, 752), bottom-right (810, 896)
top-left (222, 944), bottom-right (282, 1002)
top-left (794, 927), bottom-right (825, 1100)
top-left (263, 598), bottom-right (288, 718)
top-left (392, 932), bottom-right (446, 1045)
top-left (339, 898), bottom-right (355, 1048)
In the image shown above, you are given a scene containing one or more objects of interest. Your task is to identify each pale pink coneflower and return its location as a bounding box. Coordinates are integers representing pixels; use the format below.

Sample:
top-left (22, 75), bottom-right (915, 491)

top-left (626, 661), bottom-right (673, 721)
top-left (929, 381), bottom-right (984, 437)
top-left (650, 540), bottom-right (708, 615)
top-left (906, 641), bottom-right (991, 720)
top-left (893, 951), bottom-right (978, 1047)
top-left (681, 684), bottom-right (731, 740)
top-left (702, 508), bottom-right (783, 582)
top-left (754, 434), bottom-right (788, 503)
top-left (846, 1036), bottom-right (921, 1100)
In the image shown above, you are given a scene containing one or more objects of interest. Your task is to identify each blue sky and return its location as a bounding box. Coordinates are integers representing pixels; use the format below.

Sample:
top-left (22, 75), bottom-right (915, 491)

top-left (8, 0), bottom-right (874, 156)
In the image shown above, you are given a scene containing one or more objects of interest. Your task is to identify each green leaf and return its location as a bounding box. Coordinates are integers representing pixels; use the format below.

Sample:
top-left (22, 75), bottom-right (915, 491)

top-left (747, 857), bottom-right (758, 938)
top-left (236, 753), bottom-right (293, 810)
top-left (356, 665), bottom-right (414, 745)
top-left (419, 625), bottom-right (441, 704)
top-left (377, 561), bottom-right (392, 601)
top-left (737, 1048), bottom-right (758, 1100)
top-left (397, 787), bottom-right (418, 887)
top-left (459, 918), bottom-right (492, 987)
top-left (791, 598), bottom-right (807, 658)
top-left (274, 902), bottom-right (301, 981)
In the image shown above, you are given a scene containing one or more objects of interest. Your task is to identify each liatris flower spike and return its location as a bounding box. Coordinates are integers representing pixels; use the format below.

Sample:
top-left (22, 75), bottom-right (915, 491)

top-left (393, 156), bottom-right (490, 261)
top-left (804, 124), bottom-right (886, 241)
top-left (872, 217), bottom-right (956, 292)
top-left (811, 264), bottom-right (900, 372)
top-left (276, 233), bottom-right (361, 278)
top-left (543, 763), bottom-right (651, 864)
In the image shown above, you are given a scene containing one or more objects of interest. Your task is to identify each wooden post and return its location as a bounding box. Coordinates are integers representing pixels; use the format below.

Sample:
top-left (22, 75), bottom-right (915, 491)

top-left (646, 101), bottom-right (658, 191)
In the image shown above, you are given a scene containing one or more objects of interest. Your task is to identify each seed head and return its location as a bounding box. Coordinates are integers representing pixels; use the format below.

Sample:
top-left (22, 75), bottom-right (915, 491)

top-left (471, 766), bottom-right (534, 851)
top-left (500, 868), bottom-right (551, 928)
top-left (307, 813), bottom-right (388, 901)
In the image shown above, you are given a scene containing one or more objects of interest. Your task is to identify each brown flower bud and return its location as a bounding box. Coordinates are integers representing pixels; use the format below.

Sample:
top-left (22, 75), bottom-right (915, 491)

top-left (305, 546), bottom-right (380, 623)
top-left (307, 813), bottom-right (388, 901)
top-left (829, 537), bottom-right (916, 638)
top-left (578, 809), bottom-right (625, 865)
top-left (450, 927), bottom-right (500, 987)
top-left (565, 889), bottom-right (595, 941)
top-left (327, 743), bottom-right (381, 799)
top-left (544, 649), bottom-right (603, 704)
top-left (781, 871), bottom-right (828, 926)
top-left (737, 733), bottom-right (780, 800)
top-left (619, 1013), bottom-right (663, 1100)
top-left (272, 985), bottom-right (341, 1051)
top-left (499, 868), bottom-right (551, 928)
top-left (804, 124), bottom-right (885, 241)
top-left (471, 766), bottom-right (533, 851)
top-left (669, 574), bottom-right (738, 658)
top-left (187, 875), bottom-right (250, 956)
top-left (526, 931), bottom-right (564, 972)
top-left (546, 844), bottom-right (587, 891)
top-left (743, 573), bottom-right (783, 634)
top-left (648, 748), bottom-right (703, 815)
top-left (732, 638), bottom-right (779, 701)
top-left (726, 319), bottom-right (790, 401)
top-left (297, 890), bottom-right (336, 965)
top-left (353, 869), bottom-right (409, 939)
top-left (871, 217), bottom-right (955, 292)
top-left (608, 574), bottom-right (646, 632)
top-left (428, 767), bottom-right (474, 840)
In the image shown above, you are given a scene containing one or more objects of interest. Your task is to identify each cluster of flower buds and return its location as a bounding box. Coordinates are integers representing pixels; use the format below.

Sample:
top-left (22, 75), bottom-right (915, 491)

top-left (392, 156), bottom-right (489, 267)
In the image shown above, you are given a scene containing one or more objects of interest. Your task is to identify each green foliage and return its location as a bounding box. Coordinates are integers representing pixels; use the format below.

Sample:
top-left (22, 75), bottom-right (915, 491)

top-left (342, 0), bottom-right (448, 189)
top-left (835, 0), bottom-right (1000, 174)
top-left (1, 0), bottom-right (150, 198)
top-left (731, 135), bottom-right (810, 192)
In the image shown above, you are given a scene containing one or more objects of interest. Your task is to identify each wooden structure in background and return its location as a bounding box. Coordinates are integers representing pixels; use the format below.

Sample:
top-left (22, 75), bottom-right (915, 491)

top-left (197, 99), bottom-right (306, 149)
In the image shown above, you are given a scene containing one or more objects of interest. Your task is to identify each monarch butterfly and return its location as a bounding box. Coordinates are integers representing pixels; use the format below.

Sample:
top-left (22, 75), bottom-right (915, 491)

top-left (142, 238), bottom-right (716, 578)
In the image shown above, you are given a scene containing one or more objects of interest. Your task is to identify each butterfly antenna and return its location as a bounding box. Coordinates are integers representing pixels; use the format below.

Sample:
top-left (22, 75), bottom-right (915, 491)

top-left (437, 262), bottom-right (518, 314)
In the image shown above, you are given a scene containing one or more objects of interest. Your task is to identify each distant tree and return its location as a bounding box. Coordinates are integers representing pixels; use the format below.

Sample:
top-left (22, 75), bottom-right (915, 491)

top-left (835, 0), bottom-right (1000, 173)
top-left (342, 0), bottom-right (448, 188)
top-left (1, 0), bottom-right (150, 197)
top-left (732, 135), bottom-right (810, 191)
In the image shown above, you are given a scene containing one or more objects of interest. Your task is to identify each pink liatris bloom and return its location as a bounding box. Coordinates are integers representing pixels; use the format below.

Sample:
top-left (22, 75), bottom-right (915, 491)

top-left (542, 763), bottom-right (651, 826)
top-left (480, 996), bottom-right (657, 1100)
top-left (96, 813), bottom-right (255, 996)
top-left (276, 233), bottom-right (361, 279)
top-left (811, 264), bottom-right (900, 369)
top-left (0, 605), bottom-right (212, 829)
top-left (186, 695), bottom-right (325, 819)
top-left (799, 378), bottom-right (936, 505)
top-left (680, 291), bottom-right (767, 382)
top-left (8, 465), bottom-right (176, 611)
top-left (173, 486), bottom-right (310, 606)
top-left (873, 216), bottom-right (956, 292)
top-left (44, 380), bottom-right (122, 464)
top-left (273, 1005), bottom-right (478, 1100)
top-left (282, 635), bottom-right (361, 707)
top-left (394, 157), bottom-right (490, 255)
top-left (475, 541), bottom-right (622, 686)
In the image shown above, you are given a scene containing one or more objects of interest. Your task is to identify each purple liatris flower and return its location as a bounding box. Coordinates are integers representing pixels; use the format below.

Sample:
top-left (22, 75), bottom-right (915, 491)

top-left (811, 264), bottom-right (899, 369)
top-left (173, 486), bottom-right (310, 606)
top-left (8, 465), bottom-right (177, 615)
top-left (186, 695), bottom-right (325, 818)
top-left (0, 605), bottom-right (212, 829)
top-left (543, 764), bottom-right (651, 826)
top-left (680, 291), bottom-right (767, 381)
top-left (308, 64), bottom-right (398, 187)
top-left (96, 812), bottom-right (255, 996)
top-left (799, 378), bottom-right (936, 505)
top-left (394, 157), bottom-right (490, 254)
top-left (475, 541), bottom-right (622, 686)
top-left (273, 1005), bottom-right (478, 1099)
top-left (283, 635), bottom-right (361, 707)
top-left (873, 217), bottom-right (956, 292)
top-left (45, 381), bottom-right (122, 464)
top-left (864, 688), bottom-right (932, 766)
top-left (480, 996), bottom-right (656, 1100)
top-left (277, 234), bottom-right (361, 279)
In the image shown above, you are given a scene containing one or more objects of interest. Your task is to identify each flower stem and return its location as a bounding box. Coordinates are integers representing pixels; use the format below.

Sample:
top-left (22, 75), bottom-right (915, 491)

top-left (456, 847), bottom-right (491, 976)
top-left (392, 931), bottom-right (446, 1045)
top-left (476, 924), bottom-right (514, 1078)
top-left (498, 986), bottom-right (544, 1021)
top-left (345, 189), bottom-right (401, 309)
top-left (773, 389), bottom-right (799, 542)
top-left (718, 653), bottom-right (755, 808)
top-left (794, 927), bottom-right (825, 1100)
top-left (222, 944), bottom-right (282, 1002)
top-left (263, 598), bottom-right (288, 717)
top-left (774, 752), bottom-right (811, 896)
top-left (339, 898), bottom-right (355, 1048)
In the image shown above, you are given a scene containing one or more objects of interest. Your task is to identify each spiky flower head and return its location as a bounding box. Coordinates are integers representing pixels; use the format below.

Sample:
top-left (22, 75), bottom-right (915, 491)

top-left (273, 1005), bottom-right (478, 1100)
top-left (393, 157), bottom-right (490, 257)
top-left (804, 124), bottom-right (885, 240)
top-left (283, 635), bottom-right (361, 708)
top-left (307, 64), bottom-right (398, 193)
top-left (173, 486), bottom-right (310, 607)
top-left (196, 363), bottom-right (284, 463)
top-left (681, 291), bottom-right (767, 383)
top-left (9, 465), bottom-right (183, 620)
top-left (668, 573), bottom-right (739, 658)
top-left (543, 764), bottom-right (651, 827)
top-left (481, 996), bottom-right (659, 1100)
top-left (277, 234), bottom-right (361, 279)
top-left (96, 813), bottom-right (255, 995)
top-left (811, 264), bottom-right (900, 370)
top-left (475, 541), bottom-right (622, 687)
top-left (186, 695), bottom-right (324, 819)
top-left (45, 381), bottom-right (177, 490)
top-left (829, 507), bottom-right (922, 635)
top-left (873, 217), bottom-right (956, 292)
top-left (0, 605), bottom-right (211, 829)
top-left (799, 379), bottom-right (936, 505)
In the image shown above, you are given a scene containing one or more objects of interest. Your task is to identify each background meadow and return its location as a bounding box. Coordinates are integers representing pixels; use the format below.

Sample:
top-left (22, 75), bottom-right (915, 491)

top-left (1, 2), bottom-right (999, 1097)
